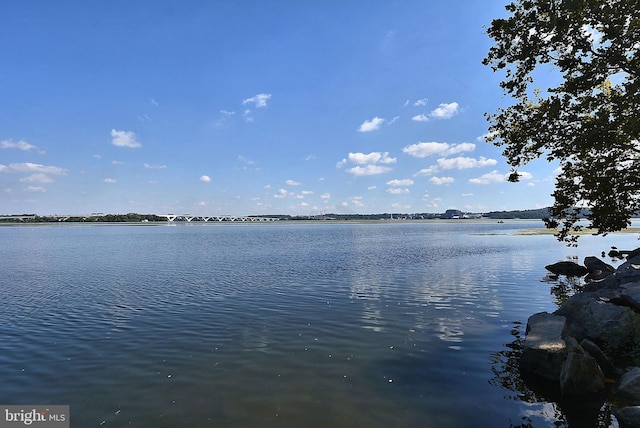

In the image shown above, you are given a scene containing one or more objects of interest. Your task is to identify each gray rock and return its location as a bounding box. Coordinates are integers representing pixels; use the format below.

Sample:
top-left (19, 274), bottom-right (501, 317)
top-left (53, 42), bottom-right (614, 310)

top-left (617, 255), bottom-right (640, 285)
top-left (545, 261), bottom-right (588, 276)
top-left (613, 406), bottom-right (640, 428)
top-left (584, 256), bottom-right (615, 281)
top-left (521, 312), bottom-right (567, 381)
top-left (580, 338), bottom-right (619, 379)
top-left (622, 281), bottom-right (640, 304)
top-left (555, 292), bottom-right (640, 363)
top-left (618, 368), bottom-right (640, 405)
top-left (584, 273), bottom-right (620, 291)
top-left (560, 342), bottom-right (605, 396)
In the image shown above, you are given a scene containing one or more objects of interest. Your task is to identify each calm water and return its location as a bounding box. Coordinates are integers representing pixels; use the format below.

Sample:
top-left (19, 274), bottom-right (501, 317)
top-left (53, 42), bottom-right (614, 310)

top-left (1, 221), bottom-right (638, 427)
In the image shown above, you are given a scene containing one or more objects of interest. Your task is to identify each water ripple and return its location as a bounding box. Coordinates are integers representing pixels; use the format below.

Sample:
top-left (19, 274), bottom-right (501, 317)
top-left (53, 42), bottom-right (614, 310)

top-left (2, 222), bottom-right (636, 427)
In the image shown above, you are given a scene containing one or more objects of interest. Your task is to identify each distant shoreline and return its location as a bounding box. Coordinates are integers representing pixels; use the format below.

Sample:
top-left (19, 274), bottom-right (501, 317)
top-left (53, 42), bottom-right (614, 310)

top-left (0, 218), bottom-right (543, 226)
top-left (515, 226), bottom-right (640, 236)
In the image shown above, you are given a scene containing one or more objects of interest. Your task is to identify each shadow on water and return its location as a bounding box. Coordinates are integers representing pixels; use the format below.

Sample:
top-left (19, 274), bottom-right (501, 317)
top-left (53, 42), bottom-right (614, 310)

top-left (490, 321), bottom-right (618, 428)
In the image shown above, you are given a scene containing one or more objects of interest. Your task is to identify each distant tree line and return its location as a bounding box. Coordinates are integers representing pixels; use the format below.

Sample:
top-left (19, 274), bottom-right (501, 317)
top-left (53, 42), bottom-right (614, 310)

top-left (483, 208), bottom-right (551, 220)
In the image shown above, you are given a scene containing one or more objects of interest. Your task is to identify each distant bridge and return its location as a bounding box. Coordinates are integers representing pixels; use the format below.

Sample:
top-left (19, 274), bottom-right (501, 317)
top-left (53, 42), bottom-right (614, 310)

top-left (0, 215), bottom-right (36, 221)
top-left (158, 214), bottom-right (279, 222)
top-left (1, 214), bottom-right (280, 223)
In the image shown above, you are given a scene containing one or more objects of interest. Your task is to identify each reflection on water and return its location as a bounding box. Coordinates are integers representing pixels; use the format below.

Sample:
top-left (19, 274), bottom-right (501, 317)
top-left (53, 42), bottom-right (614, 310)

top-left (490, 322), bottom-right (617, 428)
top-left (0, 221), bottom-right (638, 427)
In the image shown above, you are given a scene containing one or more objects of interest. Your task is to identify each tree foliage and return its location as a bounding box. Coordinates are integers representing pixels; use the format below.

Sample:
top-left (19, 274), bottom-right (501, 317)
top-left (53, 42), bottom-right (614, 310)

top-left (484, 0), bottom-right (640, 243)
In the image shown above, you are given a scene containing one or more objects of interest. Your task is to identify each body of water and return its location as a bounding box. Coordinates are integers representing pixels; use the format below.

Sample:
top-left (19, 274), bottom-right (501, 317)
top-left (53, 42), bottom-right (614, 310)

top-left (1, 221), bottom-right (638, 427)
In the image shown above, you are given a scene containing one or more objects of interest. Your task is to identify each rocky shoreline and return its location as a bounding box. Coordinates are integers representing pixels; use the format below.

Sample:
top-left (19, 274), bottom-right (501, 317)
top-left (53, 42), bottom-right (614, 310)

top-left (522, 248), bottom-right (640, 427)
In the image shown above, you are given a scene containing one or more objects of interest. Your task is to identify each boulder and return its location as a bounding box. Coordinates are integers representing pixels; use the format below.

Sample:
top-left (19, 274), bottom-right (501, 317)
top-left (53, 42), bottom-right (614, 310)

top-left (555, 291), bottom-right (640, 364)
top-left (614, 406), bottom-right (640, 428)
top-left (580, 338), bottom-right (620, 379)
top-left (616, 254), bottom-right (640, 284)
top-left (618, 368), bottom-right (640, 405)
top-left (584, 256), bottom-right (616, 282)
top-left (622, 281), bottom-right (640, 305)
top-left (520, 312), bottom-right (567, 381)
top-left (545, 261), bottom-right (588, 277)
top-left (559, 337), bottom-right (605, 396)
top-left (584, 273), bottom-right (619, 291)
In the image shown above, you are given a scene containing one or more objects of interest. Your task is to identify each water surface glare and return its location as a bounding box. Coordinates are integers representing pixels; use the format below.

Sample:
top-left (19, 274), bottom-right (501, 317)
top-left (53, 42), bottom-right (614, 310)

top-left (1, 221), bottom-right (637, 427)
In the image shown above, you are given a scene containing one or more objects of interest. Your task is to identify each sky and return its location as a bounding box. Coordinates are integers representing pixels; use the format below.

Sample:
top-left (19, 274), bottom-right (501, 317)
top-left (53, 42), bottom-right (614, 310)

top-left (0, 0), bottom-right (562, 216)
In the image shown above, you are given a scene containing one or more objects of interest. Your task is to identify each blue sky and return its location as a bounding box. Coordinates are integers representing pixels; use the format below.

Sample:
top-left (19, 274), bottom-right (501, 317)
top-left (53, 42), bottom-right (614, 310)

top-left (1, 1), bottom-right (561, 216)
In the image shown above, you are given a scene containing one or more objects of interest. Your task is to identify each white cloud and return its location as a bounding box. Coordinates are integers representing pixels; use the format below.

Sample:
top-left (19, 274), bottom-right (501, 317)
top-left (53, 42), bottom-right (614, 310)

top-left (274, 188), bottom-right (289, 199)
top-left (472, 171), bottom-right (503, 184)
top-left (1, 139), bottom-right (44, 153)
top-left (403, 142), bottom-right (474, 158)
top-left (414, 166), bottom-right (439, 176)
top-left (26, 186), bottom-right (46, 192)
top-left (357, 117), bottom-right (385, 132)
top-left (144, 163), bottom-right (167, 169)
top-left (301, 190), bottom-right (313, 195)
top-left (320, 193), bottom-right (331, 201)
top-left (242, 93), bottom-right (271, 108)
top-left (20, 173), bottom-right (54, 184)
top-left (412, 114), bottom-right (430, 122)
top-left (347, 165), bottom-right (393, 176)
top-left (469, 170), bottom-right (506, 184)
top-left (347, 152), bottom-right (396, 165)
top-left (221, 110), bottom-right (236, 116)
top-left (477, 131), bottom-right (499, 143)
top-left (436, 156), bottom-right (497, 170)
top-left (200, 175), bottom-right (212, 183)
top-left (103, 178), bottom-right (117, 184)
top-left (414, 98), bottom-right (428, 106)
top-left (387, 178), bottom-right (414, 186)
top-left (367, 186), bottom-right (377, 190)
top-left (429, 176), bottom-right (454, 185)
top-left (387, 187), bottom-right (409, 194)
top-left (339, 151), bottom-right (396, 176)
top-left (402, 142), bottom-right (450, 158)
top-left (111, 129), bottom-right (142, 148)
top-left (444, 142), bottom-right (475, 155)
top-left (350, 196), bottom-right (364, 207)
top-left (286, 179), bottom-right (301, 186)
top-left (243, 110), bottom-right (254, 122)
top-left (470, 170), bottom-right (532, 185)
top-left (422, 196), bottom-right (442, 208)
top-left (237, 156), bottom-right (257, 169)
top-left (0, 162), bottom-right (68, 175)
top-left (430, 102), bottom-right (459, 119)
